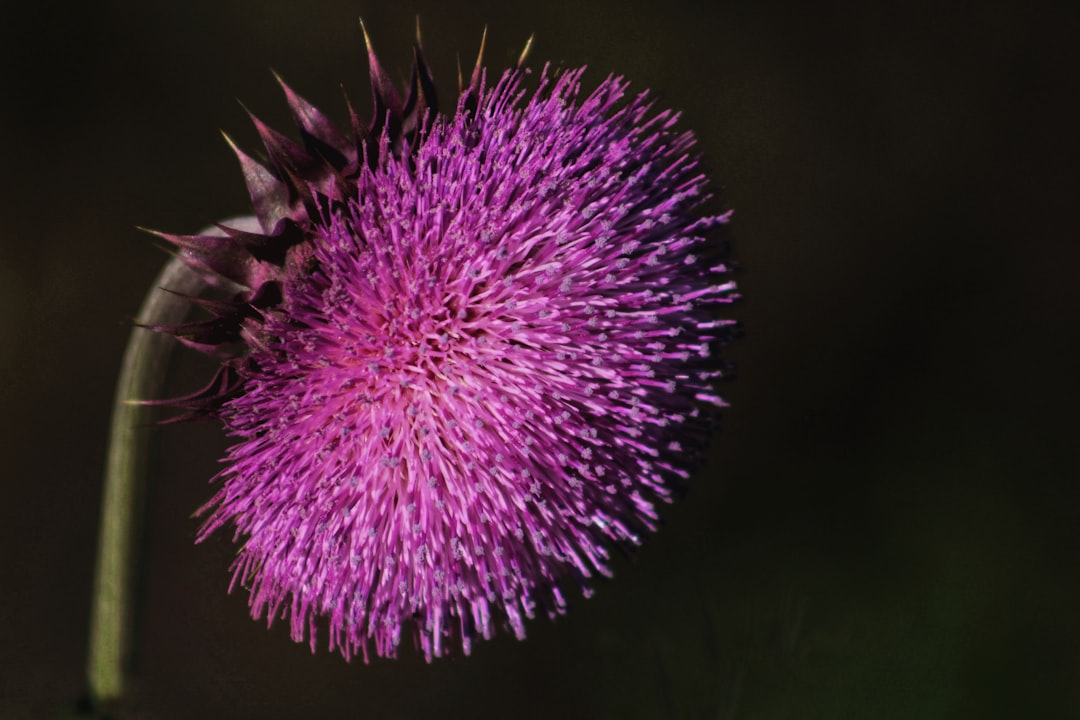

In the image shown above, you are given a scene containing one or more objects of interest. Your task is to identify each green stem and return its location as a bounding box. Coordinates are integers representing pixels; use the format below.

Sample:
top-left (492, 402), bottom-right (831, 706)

top-left (86, 255), bottom-right (205, 710)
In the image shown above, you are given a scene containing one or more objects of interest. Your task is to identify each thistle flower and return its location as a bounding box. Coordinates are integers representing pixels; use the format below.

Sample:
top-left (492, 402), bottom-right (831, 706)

top-left (151, 25), bottom-right (737, 661)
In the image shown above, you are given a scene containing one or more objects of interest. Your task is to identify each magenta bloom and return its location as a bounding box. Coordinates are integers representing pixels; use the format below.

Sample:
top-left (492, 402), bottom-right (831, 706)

top-left (155, 29), bottom-right (736, 661)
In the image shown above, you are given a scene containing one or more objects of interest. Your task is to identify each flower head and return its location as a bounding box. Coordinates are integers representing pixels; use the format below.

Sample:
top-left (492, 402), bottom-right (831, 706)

top-left (153, 25), bottom-right (737, 661)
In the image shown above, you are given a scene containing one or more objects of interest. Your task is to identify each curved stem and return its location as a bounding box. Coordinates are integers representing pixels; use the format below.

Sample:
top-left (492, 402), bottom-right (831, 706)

top-left (86, 256), bottom-right (205, 709)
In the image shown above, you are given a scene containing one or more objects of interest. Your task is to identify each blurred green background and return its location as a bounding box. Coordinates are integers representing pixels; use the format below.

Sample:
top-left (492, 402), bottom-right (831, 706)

top-left (1, 1), bottom-right (1076, 718)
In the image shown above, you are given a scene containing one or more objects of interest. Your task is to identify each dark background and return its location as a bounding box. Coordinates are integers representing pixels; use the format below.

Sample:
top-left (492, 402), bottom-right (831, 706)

top-left (1, 1), bottom-right (1076, 718)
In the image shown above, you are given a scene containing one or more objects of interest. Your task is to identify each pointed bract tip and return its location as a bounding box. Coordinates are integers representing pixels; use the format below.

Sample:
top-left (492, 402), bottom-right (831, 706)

top-left (220, 129), bottom-right (257, 166)
top-left (518, 34), bottom-right (535, 68)
top-left (415, 15), bottom-right (423, 46)
top-left (234, 100), bottom-right (271, 141)
top-left (468, 26), bottom-right (488, 90)
top-left (235, 98), bottom-right (257, 121)
top-left (359, 17), bottom-right (375, 54)
top-left (220, 129), bottom-right (239, 151)
top-left (475, 25), bottom-right (488, 69)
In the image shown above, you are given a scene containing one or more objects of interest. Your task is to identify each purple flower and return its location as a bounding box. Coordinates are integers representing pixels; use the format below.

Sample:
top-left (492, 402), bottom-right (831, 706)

top-left (153, 26), bottom-right (737, 661)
